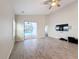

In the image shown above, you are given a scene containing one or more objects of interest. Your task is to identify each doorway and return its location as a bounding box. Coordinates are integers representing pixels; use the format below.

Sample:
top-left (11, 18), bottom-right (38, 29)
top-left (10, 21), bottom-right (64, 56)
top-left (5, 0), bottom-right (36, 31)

top-left (45, 25), bottom-right (48, 37)
top-left (24, 22), bottom-right (37, 39)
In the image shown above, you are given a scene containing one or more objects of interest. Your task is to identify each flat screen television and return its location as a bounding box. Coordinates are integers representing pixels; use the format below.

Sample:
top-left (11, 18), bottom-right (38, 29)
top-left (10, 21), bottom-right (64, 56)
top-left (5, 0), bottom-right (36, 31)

top-left (56, 24), bottom-right (69, 31)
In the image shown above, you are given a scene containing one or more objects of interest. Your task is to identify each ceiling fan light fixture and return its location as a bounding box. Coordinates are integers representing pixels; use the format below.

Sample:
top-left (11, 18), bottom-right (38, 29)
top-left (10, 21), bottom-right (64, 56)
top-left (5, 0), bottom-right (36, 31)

top-left (43, 0), bottom-right (61, 9)
top-left (52, 0), bottom-right (56, 2)
top-left (51, 2), bottom-right (57, 6)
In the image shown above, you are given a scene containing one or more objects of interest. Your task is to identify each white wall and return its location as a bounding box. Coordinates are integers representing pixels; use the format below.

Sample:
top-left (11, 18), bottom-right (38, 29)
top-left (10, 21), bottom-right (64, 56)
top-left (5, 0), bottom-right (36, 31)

top-left (15, 15), bottom-right (47, 41)
top-left (48, 1), bottom-right (78, 39)
top-left (0, 0), bottom-right (15, 59)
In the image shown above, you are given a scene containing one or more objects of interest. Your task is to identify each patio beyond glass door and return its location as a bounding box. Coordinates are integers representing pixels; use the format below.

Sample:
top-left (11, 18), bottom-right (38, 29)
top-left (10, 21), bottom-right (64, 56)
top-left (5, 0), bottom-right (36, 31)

top-left (24, 22), bottom-right (37, 39)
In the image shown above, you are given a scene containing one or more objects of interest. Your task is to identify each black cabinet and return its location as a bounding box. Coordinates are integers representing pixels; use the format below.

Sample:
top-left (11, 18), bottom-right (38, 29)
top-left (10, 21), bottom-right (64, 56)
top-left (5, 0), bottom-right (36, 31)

top-left (68, 37), bottom-right (78, 44)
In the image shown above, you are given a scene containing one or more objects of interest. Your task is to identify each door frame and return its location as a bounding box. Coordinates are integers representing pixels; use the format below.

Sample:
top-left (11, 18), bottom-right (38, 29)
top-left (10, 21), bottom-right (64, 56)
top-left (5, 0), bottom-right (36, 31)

top-left (24, 21), bottom-right (37, 40)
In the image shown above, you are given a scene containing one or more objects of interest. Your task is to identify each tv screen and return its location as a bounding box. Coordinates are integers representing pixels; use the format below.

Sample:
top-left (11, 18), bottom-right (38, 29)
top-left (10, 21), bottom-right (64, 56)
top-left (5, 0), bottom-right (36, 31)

top-left (56, 24), bottom-right (69, 31)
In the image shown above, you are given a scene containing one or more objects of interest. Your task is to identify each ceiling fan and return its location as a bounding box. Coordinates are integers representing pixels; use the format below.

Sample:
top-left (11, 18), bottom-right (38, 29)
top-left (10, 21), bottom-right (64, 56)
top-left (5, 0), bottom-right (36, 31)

top-left (43, 0), bottom-right (61, 9)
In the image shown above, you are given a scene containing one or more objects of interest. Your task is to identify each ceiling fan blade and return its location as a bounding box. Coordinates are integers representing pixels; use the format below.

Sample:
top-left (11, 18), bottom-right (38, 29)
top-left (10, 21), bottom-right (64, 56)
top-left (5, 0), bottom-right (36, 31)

top-left (44, 0), bottom-right (52, 4)
top-left (44, 1), bottom-right (49, 4)
top-left (58, 0), bottom-right (61, 2)
top-left (49, 0), bottom-right (53, 2)
top-left (57, 4), bottom-right (60, 7)
top-left (49, 6), bottom-right (52, 9)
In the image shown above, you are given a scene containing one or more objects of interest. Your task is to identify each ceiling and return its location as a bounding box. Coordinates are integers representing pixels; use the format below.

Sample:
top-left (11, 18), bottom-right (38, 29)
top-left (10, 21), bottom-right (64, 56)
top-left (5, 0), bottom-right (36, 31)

top-left (14, 0), bottom-right (76, 15)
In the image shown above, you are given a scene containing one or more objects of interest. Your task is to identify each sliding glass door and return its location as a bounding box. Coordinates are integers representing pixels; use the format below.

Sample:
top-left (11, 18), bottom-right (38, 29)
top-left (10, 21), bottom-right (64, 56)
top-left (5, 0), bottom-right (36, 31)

top-left (24, 22), bottom-right (37, 39)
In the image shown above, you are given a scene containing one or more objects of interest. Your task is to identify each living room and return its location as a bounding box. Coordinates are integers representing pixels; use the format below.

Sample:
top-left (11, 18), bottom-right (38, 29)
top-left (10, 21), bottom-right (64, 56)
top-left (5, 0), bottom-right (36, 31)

top-left (0, 0), bottom-right (78, 59)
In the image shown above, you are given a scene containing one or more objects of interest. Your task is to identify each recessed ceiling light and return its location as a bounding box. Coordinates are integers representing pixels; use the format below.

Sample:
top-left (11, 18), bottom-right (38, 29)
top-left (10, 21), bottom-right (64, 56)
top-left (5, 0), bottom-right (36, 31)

top-left (21, 11), bottom-right (24, 13)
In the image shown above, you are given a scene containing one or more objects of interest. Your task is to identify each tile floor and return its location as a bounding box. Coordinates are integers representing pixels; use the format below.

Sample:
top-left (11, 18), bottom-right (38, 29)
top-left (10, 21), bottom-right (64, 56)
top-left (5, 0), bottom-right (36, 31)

top-left (9, 37), bottom-right (78, 59)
